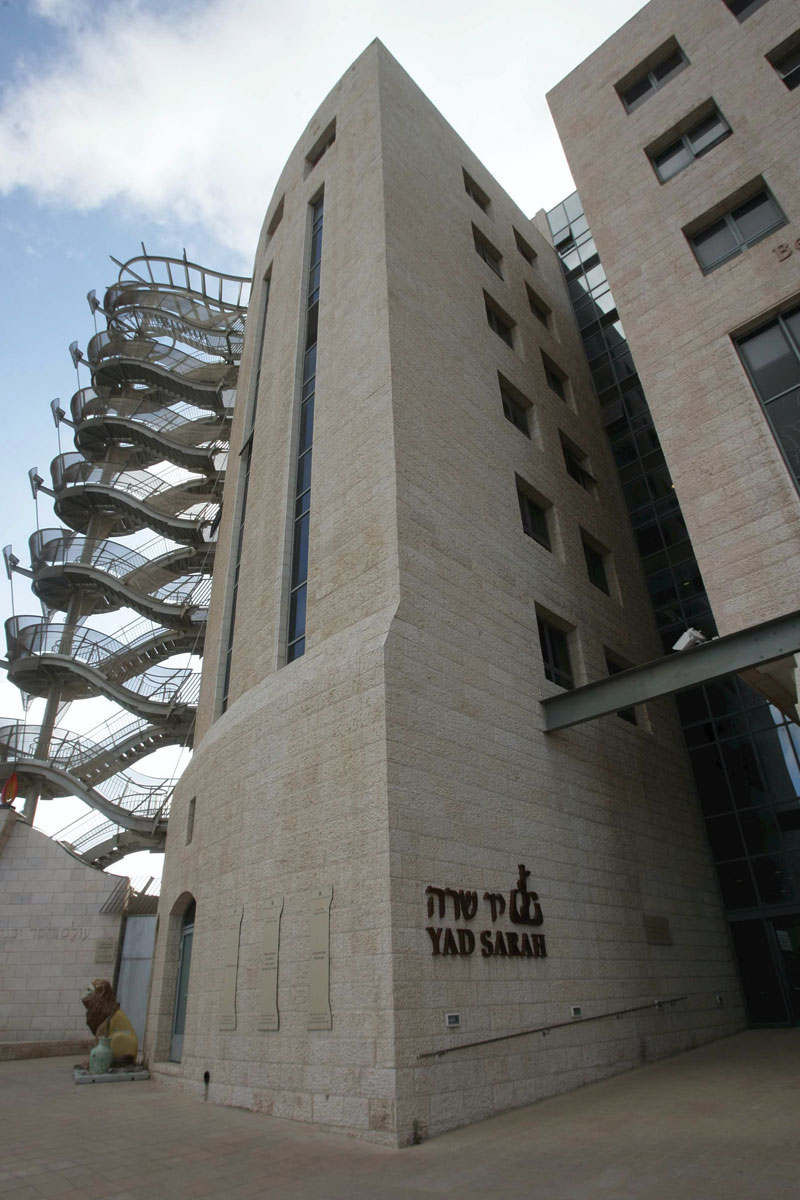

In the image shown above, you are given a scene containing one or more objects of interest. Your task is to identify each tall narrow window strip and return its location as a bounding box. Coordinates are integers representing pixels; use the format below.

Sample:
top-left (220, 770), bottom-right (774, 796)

top-left (287, 197), bottom-right (324, 663)
top-left (221, 276), bottom-right (271, 712)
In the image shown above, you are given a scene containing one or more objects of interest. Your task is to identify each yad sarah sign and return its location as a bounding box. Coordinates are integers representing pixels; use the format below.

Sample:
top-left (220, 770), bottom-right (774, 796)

top-left (425, 864), bottom-right (546, 959)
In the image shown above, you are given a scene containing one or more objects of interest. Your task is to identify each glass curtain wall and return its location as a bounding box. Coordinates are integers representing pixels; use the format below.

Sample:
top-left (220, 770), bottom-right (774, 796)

top-left (547, 192), bottom-right (800, 1026)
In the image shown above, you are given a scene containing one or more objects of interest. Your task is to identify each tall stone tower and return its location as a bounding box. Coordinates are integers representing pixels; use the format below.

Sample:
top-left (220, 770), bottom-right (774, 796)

top-left (145, 41), bottom-right (743, 1145)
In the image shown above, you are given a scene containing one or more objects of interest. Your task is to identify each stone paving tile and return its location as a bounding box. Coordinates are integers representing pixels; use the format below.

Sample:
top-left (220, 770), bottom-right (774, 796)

top-left (1, 1031), bottom-right (799, 1199)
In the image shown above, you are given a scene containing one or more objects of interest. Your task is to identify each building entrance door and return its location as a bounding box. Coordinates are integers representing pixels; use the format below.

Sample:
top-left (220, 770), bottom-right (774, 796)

top-left (770, 916), bottom-right (800, 1024)
top-left (730, 915), bottom-right (800, 1026)
top-left (170, 902), bottom-right (195, 1062)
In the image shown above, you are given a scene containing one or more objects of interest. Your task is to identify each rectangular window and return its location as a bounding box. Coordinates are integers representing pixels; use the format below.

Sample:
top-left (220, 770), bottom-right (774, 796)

top-left (617, 41), bottom-right (688, 112)
top-left (463, 169), bottom-right (490, 212)
top-left (517, 484), bottom-right (551, 549)
top-left (724, 0), bottom-right (769, 21)
top-left (513, 228), bottom-right (536, 264)
top-left (605, 655), bottom-right (637, 724)
top-left (526, 285), bottom-right (551, 328)
top-left (473, 226), bottom-right (503, 278)
top-left (186, 797), bottom-right (196, 844)
top-left (542, 352), bottom-right (567, 400)
top-left (561, 434), bottom-right (595, 490)
top-left (768, 36), bottom-right (800, 90)
top-left (537, 615), bottom-right (574, 690)
top-left (687, 186), bottom-right (786, 272)
top-left (499, 376), bottom-right (530, 436)
top-left (648, 107), bottom-right (730, 182)
top-left (485, 295), bottom-right (515, 348)
top-left (306, 120), bottom-right (336, 173)
top-left (286, 197), bottom-right (324, 664)
top-left (735, 302), bottom-right (800, 487)
top-left (583, 539), bottom-right (609, 593)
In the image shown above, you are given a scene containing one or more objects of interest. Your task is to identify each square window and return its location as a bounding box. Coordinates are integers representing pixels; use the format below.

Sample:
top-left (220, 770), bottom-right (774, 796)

top-left (542, 353), bottom-right (567, 400)
top-left (526, 285), bottom-right (551, 328)
top-left (485, 295), bottom-right (515, 348)
top-left (561, 435), bottom-right (595, 490)
top-left (517, 486), bottom-right (551, 549)
top-left (768, 37), bottom-right (800, 90)
top-left (463, 169), bottom-right (490, 212)
top-left (513, 228), bottom-right (537, 264)
top-left (584, 540), bottom-right (610, 593)
top-left (724, 0), bottom-right (770, 21)
top-left (499, 376), bottom-right (530, 436)
top-left (605, 654), bottom-right (637, 724)
top-left (537, 615), bottom-right (574, 689)
top-left (473, 226), bottom-right (503, 278)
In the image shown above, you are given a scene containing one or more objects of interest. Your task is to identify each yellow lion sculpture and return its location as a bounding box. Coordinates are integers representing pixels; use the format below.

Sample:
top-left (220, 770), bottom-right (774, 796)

top-left (82, 979), bottom-right (138, 1066)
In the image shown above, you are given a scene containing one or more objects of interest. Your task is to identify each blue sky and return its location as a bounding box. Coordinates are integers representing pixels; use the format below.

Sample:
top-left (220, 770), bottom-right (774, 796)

top-left (0, 0), bottom-right (647, 863)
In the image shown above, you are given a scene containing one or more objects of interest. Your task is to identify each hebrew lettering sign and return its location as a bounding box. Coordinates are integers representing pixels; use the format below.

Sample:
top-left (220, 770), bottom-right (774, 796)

top-left (425, 864), bottom-right (546, 959)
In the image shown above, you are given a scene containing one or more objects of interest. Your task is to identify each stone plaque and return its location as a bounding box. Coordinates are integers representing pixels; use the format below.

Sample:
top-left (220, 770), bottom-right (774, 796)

top-left (258, 896), bottom-right (284, 1031)
top-left (643, 913), bottom-right (673, 946)
top-left (307, 885), bottom-right (333, 1031)
top-left (94, 938), bottom-right (116, 963)
top-left (219, 905), bottom-right (243, 1031)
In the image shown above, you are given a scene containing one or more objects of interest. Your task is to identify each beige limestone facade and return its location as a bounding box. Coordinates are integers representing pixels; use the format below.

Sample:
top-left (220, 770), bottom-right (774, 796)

top-left (0, 806), bottom-right (122, 1058)
top-left (548, 0), bottom-right (800, 639)
top-left (145, 41), bottom-right (744, 1145)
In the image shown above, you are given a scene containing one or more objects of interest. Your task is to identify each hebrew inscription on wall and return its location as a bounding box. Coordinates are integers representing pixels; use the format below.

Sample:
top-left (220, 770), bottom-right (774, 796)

top-left (425, 864), bottom-right (546, 959)
top-left (258, 896), bottom-right (284, 1031)
top-left (219, 904), bottom-right (244, 1031)
top-left (308, 885), bottom-right (333, 1030)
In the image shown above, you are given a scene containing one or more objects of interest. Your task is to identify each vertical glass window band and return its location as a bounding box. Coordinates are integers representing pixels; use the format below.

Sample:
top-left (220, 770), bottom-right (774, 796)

top-left (287, 196), bottom-right (324, 663)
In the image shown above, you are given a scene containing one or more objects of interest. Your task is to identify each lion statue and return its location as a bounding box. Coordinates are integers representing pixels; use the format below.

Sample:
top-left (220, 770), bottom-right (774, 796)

top-left (81, 979), bottom-right (138, 1067)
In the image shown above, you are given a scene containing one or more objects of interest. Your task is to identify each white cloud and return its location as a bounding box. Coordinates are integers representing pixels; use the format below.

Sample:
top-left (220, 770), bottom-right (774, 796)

top-left (1, 0), bottom-right (646, 255)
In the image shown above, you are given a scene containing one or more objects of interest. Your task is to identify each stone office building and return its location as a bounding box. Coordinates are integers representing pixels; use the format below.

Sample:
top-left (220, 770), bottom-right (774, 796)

top-left (142, 36), bottom-right (753, 1145)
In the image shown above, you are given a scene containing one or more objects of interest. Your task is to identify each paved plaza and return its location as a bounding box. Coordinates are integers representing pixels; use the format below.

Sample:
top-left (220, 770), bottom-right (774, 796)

top-left (0, 1030), bottom-right (798, 1199)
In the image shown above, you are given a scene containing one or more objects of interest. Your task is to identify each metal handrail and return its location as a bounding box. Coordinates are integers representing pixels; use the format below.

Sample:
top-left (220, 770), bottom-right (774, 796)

top-left (417, 996), bottom-right (688, 1059)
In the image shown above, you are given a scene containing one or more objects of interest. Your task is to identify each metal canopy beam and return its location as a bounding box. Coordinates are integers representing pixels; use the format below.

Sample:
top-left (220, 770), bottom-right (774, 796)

top-left (542, 610), bottom-right (800, 733)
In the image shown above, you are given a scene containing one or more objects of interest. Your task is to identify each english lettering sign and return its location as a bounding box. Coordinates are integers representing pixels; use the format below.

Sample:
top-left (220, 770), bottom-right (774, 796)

top-left (425, 864), bottom-right (547, 959)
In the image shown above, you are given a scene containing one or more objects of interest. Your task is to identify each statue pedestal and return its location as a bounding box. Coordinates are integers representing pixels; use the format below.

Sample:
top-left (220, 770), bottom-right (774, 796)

top-left (73, 1065), bottom-right (150, 1085)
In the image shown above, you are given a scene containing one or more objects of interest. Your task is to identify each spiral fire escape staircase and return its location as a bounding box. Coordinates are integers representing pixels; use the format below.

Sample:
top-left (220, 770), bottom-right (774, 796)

top-left (0, 253), bottom-right (250, 867)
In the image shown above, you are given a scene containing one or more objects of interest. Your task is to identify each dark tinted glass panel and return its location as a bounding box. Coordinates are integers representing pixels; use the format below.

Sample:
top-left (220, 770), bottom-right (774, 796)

top-left (739, 808), bottom-right (781, 855)
top-left (286, 636), bottom-right (305, 663)
top-left (775, 46), bottom-right (800, 89)
top-left (752, 855), bottom-right (796, 904)
top-left (692, 219), bottom-right (737, 269)
top-left (676, 686), bottom-right (708, 726)
top-left (290, 513), bottom-right (310, 588)
top-left (288, 583), bottom-right (307, 644)
top-left (690, 745), bottom-right (733, 815)
top-left (716, 860), bottom-right (757, 908)
top-left (584, 543), bottom-right (609, 592)
top-left (705, 814), bottom-right (745, 860)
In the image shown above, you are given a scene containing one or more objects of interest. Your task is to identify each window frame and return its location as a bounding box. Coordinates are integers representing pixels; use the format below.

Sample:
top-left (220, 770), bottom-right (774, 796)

top-left (500, 377), bottom-right (531, 437)
top-left (473, 226), bottom-right (503, 278)
top-left (513, 228), bottom-right (537, 265)
top-left (583, 538), bottom-right (610, 595)
top-left (542, 352), bottom-right (568, 401)
top-left (485, 294), bottom-right (515, 348)
top-left (767, 36), bottom-right (800, 90)
top-left (463, 169), bottom-right (490, 213)
top-left (517, 485), bottom-right (552, 550)
top-left (526, 284), bottom-right (551, 328)
top-left (537, 615), bottom-right (574, 690)
top-left (734, 302), bottom-right (800, 492)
